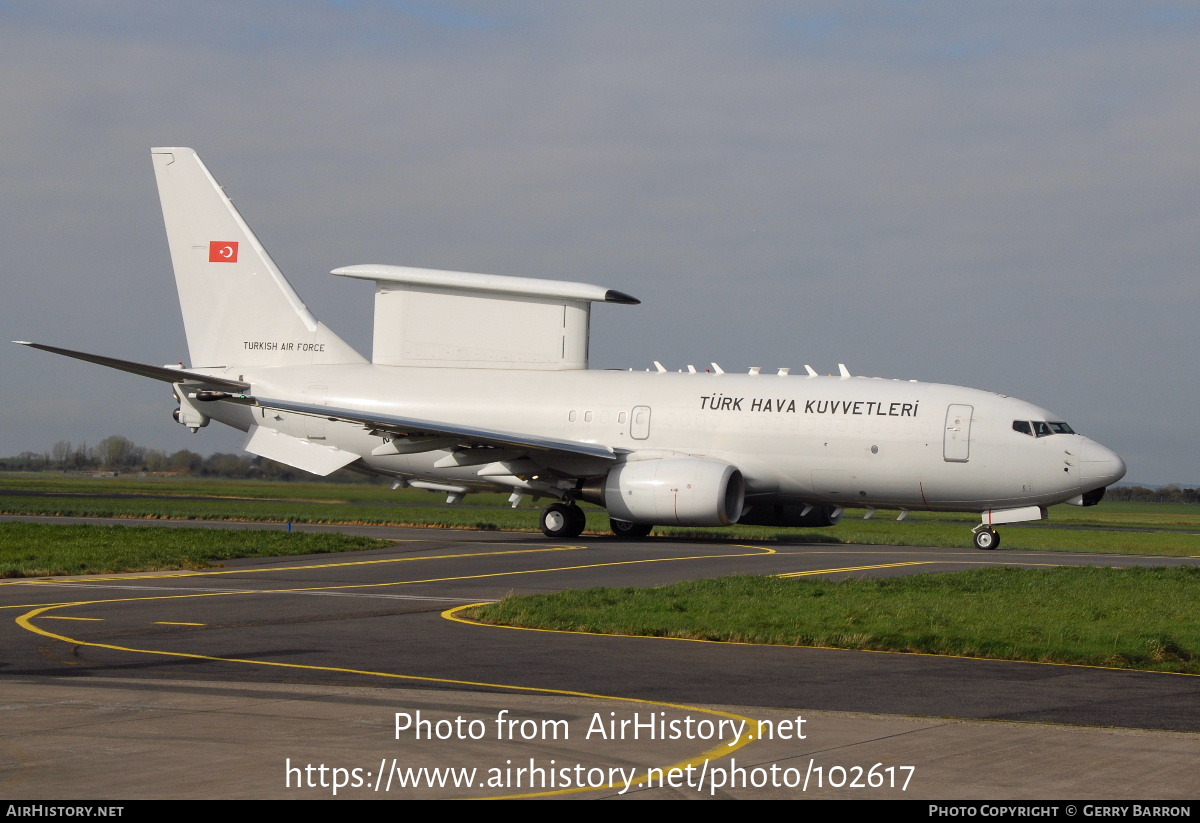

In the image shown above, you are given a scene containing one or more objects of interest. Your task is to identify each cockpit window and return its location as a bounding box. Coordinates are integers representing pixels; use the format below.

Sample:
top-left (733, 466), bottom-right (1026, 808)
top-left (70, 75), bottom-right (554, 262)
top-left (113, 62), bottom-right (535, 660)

top-left (1014, 420), bottom-right (1076, 437)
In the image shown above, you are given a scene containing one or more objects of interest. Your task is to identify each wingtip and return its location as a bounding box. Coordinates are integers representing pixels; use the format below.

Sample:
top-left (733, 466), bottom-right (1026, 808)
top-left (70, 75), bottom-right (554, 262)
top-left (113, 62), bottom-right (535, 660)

top-left (604, 289), bottom-right (640, 305)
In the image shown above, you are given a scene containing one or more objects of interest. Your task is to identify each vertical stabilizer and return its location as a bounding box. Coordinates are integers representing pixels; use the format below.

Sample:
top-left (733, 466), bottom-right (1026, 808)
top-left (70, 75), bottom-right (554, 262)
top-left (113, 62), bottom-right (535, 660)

top-left (151, 147), bottom-right (365, 369)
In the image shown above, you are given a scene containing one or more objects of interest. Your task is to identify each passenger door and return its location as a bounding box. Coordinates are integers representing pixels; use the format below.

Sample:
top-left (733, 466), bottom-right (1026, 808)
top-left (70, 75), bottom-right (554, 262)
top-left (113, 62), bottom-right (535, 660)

top-left (943, 404), bottom-right (972, 462)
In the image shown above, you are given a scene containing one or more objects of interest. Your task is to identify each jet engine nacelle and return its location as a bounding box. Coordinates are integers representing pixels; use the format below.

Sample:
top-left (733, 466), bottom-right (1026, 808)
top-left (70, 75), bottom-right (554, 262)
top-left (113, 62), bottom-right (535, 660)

top-left (580, 457), bottom-right (745, 526)
top-left (737, 503), bottom-right (843, 528)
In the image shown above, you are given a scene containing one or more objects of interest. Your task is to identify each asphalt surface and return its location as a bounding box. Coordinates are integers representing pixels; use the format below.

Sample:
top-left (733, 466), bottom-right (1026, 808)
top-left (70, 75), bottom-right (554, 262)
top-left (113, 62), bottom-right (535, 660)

top-left (2, 518), bottom-right (1198, 799)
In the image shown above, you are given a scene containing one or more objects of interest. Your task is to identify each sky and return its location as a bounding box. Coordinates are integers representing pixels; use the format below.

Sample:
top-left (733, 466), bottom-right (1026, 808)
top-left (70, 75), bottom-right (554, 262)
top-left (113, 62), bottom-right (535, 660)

top-left (1, 2), bottom-right (1196, 485)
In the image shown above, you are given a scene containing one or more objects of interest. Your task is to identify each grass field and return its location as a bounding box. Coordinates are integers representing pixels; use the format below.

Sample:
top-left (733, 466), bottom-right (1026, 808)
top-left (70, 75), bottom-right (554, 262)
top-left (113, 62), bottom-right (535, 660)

top-left (0, 521), bottom-right (390, 577)
top-left (466, 567), bottom-right (1200, 674)
top-left (1, 473), bottom-right (1198, 555)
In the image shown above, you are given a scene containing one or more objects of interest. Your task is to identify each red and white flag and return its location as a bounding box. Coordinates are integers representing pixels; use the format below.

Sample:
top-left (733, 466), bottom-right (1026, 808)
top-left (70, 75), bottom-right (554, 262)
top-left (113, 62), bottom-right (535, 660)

top-left (209, 241), bottom-right (239, 263)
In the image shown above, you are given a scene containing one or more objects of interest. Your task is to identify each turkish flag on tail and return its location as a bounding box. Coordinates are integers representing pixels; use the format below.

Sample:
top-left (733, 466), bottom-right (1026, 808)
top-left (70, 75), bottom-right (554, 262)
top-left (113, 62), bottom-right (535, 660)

top-left (209, 241), bottom-right (239, 262)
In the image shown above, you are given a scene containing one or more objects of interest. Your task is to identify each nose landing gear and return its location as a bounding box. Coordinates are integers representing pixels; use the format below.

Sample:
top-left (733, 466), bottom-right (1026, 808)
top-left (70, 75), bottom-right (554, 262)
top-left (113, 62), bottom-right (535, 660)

top-left (971, 505), bottom-right (1048, 550)
top-left (972, 526), bottom-right (1000, 550)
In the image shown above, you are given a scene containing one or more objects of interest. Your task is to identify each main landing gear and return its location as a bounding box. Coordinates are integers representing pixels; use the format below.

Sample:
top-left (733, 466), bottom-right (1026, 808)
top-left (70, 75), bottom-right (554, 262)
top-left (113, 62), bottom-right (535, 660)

top-left (972, 526), bottom-right (1000, 551)
top-left (540, 502), bottom-right (587, 539)
top-left (609, 518), bottom-right (652, 539)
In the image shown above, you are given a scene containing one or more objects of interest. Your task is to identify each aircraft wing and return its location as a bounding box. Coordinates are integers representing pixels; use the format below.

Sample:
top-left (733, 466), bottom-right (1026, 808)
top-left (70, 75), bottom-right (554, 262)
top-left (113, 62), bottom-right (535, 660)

top-left (230, 395), bottom-right (620, 462)
top-left (14, 342), bottom-right (251, 391)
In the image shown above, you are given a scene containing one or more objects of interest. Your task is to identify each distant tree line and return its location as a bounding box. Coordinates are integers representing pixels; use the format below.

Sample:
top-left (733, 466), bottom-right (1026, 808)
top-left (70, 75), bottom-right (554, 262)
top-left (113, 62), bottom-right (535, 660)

top-left (1105, 485), bottom-right (1200, 504)
top-left (0, 436), bottom-right (377, 483)
top-left (1, 437), bottom-right (1195, 498)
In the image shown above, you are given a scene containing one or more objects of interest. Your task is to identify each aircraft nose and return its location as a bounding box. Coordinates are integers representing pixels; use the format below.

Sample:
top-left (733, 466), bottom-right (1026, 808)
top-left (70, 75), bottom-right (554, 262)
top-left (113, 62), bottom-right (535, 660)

top-left (1077, 439), bottom-right (1127, 487)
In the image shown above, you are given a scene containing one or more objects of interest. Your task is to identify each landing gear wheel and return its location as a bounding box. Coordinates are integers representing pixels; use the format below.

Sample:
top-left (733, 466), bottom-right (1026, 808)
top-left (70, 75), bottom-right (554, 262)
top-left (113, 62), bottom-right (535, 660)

top-left (541, 503), bottom-right (586, 539)
top-left (973, 529), bottom-right (1000, 550)
top-left (610, 518), bottom-right (653, 539)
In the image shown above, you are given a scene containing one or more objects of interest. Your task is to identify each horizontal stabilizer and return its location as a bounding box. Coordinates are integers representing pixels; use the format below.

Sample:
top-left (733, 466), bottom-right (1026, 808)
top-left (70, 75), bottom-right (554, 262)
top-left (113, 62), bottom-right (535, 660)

top-left (244, 426), bottom-right (361, 476)
top-left (14, 341), bottom-right (250, 390)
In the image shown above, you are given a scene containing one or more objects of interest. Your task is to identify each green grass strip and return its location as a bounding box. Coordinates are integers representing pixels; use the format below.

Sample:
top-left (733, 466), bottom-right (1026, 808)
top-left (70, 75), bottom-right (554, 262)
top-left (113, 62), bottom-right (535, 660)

top-left (0, 522), bottom-right (391, 577)
top-left (2, 475), bottom-right (1199, 555)
top-left (468, 567), bottom-right (1200, 674)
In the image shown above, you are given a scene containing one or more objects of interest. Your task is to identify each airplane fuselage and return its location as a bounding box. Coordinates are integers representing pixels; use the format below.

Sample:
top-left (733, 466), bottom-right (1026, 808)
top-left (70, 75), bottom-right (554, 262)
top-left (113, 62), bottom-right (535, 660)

top-left (204, 363), bottom-right (1118, 514)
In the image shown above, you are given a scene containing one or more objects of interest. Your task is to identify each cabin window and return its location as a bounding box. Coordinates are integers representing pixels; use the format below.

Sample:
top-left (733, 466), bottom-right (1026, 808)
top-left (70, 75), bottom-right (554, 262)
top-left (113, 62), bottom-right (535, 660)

top-left (584, 411), bottom-right (593, 423)
top-left (568, 410), bottom-right (577, 422)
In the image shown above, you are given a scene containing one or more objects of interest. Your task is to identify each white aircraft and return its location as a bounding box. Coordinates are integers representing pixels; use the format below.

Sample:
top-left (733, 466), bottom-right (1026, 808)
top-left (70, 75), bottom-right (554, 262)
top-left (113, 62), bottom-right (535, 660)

top-left (17, 148), bottom-right (1126, 550)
